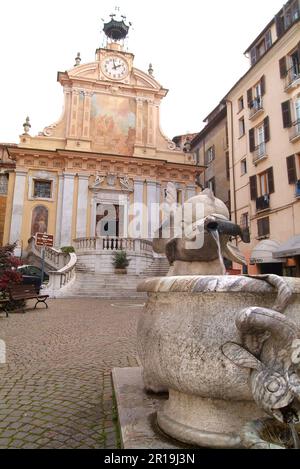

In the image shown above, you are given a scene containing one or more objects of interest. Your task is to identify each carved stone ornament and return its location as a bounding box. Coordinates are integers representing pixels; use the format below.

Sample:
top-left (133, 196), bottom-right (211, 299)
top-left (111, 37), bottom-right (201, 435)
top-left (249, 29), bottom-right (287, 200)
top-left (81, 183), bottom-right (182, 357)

top-left (119, 176), bottom-right (133, 192)
top-left (222, 274), bottom-right (300, 449)
top-left (107, 174), bottom-right (116, 187)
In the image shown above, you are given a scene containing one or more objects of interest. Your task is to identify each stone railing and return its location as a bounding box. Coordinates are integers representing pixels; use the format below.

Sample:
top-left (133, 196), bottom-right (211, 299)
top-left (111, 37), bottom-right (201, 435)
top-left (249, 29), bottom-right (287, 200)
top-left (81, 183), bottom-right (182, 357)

top-left (27, 237), bottom-right (77, 297)
top-left (74, 237), bottom-right (153, 254)
top-left (45, 253), bottom-right (77, 296)
top-left (27, 237), bottom-right (67, 270)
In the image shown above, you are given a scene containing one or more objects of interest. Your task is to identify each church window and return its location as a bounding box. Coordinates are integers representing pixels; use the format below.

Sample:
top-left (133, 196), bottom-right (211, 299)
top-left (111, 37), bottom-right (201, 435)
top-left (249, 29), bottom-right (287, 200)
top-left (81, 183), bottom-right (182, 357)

top-left (0, 174), bottom-right (8, 195)
top-left (33, 180), bottom-right (52, 199)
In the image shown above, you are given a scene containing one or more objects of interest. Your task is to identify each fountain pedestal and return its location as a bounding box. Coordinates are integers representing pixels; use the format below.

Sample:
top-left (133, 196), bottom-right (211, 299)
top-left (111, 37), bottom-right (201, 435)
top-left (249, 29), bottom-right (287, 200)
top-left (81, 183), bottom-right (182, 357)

top-left (137, 275), bottom-right (300, 448)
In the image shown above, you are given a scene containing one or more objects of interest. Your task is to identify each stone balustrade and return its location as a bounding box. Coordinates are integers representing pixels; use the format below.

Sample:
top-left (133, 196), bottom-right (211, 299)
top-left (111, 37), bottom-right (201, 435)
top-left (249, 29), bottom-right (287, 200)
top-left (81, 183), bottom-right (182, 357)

top-left (27, 237), bottom-right (77, 297)
top-left (73, 237), bottom-right (153, 254)
top-left (45, 253), bottom-right (77, 297)
top-left (27, 237), bottom-right (67, 270)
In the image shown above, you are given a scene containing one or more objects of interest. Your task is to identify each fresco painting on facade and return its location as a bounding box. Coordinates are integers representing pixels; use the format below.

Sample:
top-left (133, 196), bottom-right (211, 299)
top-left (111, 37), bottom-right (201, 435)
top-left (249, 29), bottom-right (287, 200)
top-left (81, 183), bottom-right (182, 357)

top-left (31, 206), bottom-right (48, 237)
top-left (91, 94), bottom-right (136, 155)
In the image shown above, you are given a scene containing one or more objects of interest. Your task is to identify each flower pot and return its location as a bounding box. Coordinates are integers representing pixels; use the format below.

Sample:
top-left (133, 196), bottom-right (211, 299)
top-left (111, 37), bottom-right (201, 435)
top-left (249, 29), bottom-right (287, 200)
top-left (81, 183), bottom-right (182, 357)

top-left (115, 268), bottom-right (127, 275)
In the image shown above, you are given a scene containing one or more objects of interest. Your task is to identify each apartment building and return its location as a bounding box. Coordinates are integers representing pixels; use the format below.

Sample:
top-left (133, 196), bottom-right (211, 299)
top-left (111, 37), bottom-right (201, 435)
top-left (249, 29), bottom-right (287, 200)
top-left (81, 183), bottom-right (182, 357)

top-left (225, 0), bottom-right (300, 276)
top-left (190, 103), bottom-right (230, 207)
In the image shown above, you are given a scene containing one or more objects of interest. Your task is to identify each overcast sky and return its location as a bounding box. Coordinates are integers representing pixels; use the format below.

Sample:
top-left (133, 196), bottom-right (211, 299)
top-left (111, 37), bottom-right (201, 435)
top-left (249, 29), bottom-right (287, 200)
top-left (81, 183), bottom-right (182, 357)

top-left (0, 0), bottom-right (284, 143)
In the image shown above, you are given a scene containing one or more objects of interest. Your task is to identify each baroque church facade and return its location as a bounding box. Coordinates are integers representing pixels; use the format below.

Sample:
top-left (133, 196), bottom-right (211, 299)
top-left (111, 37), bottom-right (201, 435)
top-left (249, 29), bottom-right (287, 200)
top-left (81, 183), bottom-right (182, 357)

top-left (1, 15), bottom-right (200, 254)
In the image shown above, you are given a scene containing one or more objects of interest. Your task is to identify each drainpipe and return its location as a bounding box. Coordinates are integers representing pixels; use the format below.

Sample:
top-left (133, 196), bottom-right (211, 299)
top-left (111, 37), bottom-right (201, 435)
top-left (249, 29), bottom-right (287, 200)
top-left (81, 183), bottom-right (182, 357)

top-left (226, 99), bottom-right (237, 225)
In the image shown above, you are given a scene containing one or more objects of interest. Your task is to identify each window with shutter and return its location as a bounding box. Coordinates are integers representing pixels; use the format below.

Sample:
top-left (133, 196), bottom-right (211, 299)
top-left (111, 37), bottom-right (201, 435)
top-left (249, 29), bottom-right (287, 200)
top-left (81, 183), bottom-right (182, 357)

top-left (260, 76), bottom-right (266, 96)
top-left (281, 101), bottom-right (292, 128)
top-left (250, 175), bottom-right (257, 200)
top-left (250, 47), bottom-right (257, 66)
top-left (257, 217), bottom-right (270, 238)
top-left (247, 88), bottom-right (253, 108)
top-left (265, 30), bottom-right (272, 50)
top-left (249, 128), bottom-right (255, 153)
top-left (275, 14), bottom-right (285, 37)
top-left (267, 167), bottom-right (275, 194)
top-left (264, 116), bottom-right (270, 142)
top-left (226, 153), bottom-right (230, 180)
top-left (279, 56), bottom-right (287, 78)
top-left (286, 154), bottom-right (297, 184)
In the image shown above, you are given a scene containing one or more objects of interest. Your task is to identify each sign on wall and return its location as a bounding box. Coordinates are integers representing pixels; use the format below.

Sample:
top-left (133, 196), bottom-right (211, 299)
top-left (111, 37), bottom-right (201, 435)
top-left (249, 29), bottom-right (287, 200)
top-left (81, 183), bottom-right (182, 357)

top-left (35, 233), bottom-right (54, 247)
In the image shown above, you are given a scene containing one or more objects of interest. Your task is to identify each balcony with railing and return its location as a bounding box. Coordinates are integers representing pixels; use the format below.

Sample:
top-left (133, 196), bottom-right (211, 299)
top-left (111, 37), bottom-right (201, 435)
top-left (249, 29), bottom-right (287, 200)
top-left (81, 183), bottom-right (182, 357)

top-left (256, 194), bottom-right (270, 212)
top-left (289, 119), bottom-right (300, 142)
top-left (285, 64), bottom-right (300, 90)
top-left (253, 142), bottom-right (267, 164)
top-left (249, 97), bottom-right (264, 120)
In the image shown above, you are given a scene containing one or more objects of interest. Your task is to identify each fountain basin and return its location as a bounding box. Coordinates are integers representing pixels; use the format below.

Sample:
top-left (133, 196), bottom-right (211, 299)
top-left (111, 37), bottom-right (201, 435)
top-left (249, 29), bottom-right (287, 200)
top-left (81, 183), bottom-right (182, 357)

top-left (137, 276), bottom-right (300, 448)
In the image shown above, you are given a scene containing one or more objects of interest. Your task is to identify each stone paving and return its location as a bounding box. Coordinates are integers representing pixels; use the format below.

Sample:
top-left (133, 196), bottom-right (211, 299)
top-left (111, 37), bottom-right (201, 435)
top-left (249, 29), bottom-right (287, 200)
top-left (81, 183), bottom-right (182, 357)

top-left (0, 299), bottom-right (143, 449)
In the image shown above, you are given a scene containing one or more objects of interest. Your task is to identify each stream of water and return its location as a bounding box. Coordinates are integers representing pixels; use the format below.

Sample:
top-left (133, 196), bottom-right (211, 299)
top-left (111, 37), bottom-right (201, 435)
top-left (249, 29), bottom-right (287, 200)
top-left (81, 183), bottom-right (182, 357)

top-left (209, 230), bottom-right (226, 275)
top-left (289, 423), bottom-right (300, 449)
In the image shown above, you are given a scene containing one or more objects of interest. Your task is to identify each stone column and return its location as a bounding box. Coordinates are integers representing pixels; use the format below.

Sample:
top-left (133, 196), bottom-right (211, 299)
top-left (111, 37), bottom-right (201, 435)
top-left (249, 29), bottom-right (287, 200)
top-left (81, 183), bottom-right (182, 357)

top-left (147, 100), bottom-right (155, 147)
top-left (60, 173), bottom-right (75, 246)
top-left (76, 174), bottom-right (89, 239)
top-left (132, 180), bottom-right (144, 238)
top-left (82, 91), bottom-right (92, 139)
top-left (136, 98), bottom-right (144, 145)
top-left (9, 171), bottom-right (27, 245)
top-left (68, 89), bottom-right (80, 138)
top-left (55, 175), bottom-right (64, 247)
top-left (147, 181), bottom-right (159, 239)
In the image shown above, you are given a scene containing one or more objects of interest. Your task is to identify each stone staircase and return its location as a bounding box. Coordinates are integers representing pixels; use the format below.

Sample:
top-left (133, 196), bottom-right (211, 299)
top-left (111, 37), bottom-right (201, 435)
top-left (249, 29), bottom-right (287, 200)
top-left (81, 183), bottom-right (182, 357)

top-left (66, 272), bottom-right (146, 299)
top-left (141, 257), bottom-right (170, 277)
top-left (66, 257), bottom-right (170, 299)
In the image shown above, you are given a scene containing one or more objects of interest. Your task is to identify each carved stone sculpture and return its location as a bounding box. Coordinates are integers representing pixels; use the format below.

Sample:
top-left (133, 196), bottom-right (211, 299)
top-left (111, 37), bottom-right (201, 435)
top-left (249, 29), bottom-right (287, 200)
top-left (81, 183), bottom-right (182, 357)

top-left (153, 186), bottom-right (249, 276)
top-left (222, 274), bottom-right (300, 448)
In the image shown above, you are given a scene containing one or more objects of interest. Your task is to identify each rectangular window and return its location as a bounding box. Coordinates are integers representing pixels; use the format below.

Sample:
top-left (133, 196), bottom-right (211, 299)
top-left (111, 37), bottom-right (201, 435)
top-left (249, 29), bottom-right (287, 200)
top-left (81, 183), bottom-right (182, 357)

top-left (0, 174), bottom-right (8, 195)
top-left (33, 180), bottom-right (52, 199)
top-left (195, 148), bottom-right (200, 165)
top-left (241, 159), bottom-right (247, 175)
top-left (258, 171), bottom-right (269, 196)
top-left (257, 217), bottom-right (270, 238)
top-left (238, 96), bottom-right (244, 112)
top-left (258, 168), bottom-right (275, 196)
top-left (206, 146), bottom-right (215, 164)
top-left (226, 152), bottom-right (230, 180)
top-left (256, 124), bottom-right (266, 157)
top-left (240, 213), bottom-right (249, 230)
top-left (207, 177), bottom-right (215, 194)
top-left (239, 117), bottom-right (245, 137)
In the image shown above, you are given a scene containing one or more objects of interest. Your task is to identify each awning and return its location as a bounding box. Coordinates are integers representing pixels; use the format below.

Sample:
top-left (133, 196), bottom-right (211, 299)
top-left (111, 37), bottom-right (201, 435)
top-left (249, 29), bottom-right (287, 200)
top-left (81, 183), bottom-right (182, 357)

top-left (250, 239), bottom-right (284, 264)
top-left (273, 235), bottom-right (300, 259)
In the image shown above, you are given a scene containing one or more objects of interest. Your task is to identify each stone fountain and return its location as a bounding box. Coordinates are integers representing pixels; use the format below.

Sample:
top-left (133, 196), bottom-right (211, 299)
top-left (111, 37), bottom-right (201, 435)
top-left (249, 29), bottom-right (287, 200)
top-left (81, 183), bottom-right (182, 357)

top-left (136, 188), bottom-right (300, 449)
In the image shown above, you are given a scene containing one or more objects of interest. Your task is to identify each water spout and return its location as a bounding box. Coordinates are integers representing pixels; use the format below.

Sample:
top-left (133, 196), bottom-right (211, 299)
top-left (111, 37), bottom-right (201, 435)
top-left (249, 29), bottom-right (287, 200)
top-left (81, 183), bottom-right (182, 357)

top-left (209, 229), bottom-right (226, 275)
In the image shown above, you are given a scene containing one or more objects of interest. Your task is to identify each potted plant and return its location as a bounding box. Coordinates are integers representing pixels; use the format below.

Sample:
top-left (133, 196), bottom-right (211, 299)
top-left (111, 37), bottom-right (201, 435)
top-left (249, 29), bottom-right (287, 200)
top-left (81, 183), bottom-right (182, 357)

top-left (0, 243), bottom-right (25, 312)
top-left (112, 250), bottom-right (129, 274)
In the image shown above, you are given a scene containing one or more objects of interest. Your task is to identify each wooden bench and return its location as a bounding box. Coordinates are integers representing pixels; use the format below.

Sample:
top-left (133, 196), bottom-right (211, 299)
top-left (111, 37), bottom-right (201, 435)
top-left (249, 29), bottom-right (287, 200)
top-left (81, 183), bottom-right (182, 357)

top-left (8, 284), bottom-right (49, 313)
top-left (0, 298), bottom-right (9, 318)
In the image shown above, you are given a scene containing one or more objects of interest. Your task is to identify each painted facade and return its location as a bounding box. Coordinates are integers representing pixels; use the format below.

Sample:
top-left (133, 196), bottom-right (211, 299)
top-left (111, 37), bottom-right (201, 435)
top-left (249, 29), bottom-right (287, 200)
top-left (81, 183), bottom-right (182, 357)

top-left (2, 36), bottom-right (200, 253)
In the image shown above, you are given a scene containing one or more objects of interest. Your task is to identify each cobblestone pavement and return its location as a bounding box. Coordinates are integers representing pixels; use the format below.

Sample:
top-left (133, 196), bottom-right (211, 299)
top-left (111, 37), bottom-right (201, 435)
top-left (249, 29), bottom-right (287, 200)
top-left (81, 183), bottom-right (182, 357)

top-left (0, 299), bottom-right (143, 449)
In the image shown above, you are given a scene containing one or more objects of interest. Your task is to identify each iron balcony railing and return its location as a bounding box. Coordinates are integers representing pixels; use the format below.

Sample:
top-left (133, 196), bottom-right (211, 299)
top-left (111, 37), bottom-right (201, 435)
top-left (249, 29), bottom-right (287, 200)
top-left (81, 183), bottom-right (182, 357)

top-left (253, 142), bottom-right (267, 163)
top-left (289, 119), bottom-right (300, 141)
top-left (256, 194), bottom-right (270, 212)
top-left (249, 97), bottom-right (264, 119)
top-left (296, 180), bottom-right (300, 198)
top-left (285, 63), bottom-right (300, 89)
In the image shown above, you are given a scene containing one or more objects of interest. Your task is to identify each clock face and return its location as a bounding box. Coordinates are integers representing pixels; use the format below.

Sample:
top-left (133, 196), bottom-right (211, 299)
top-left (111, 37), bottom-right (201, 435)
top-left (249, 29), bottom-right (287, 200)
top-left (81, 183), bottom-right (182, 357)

top-left (102, 56), bottom-right (129, 80)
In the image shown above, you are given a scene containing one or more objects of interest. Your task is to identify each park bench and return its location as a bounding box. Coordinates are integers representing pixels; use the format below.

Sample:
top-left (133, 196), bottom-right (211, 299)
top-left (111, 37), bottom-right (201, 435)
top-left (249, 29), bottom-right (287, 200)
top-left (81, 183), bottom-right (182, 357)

top-left (0, 298), bottom-right (9, 317)
top-left (8, 284), bottom-right (49, 313)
